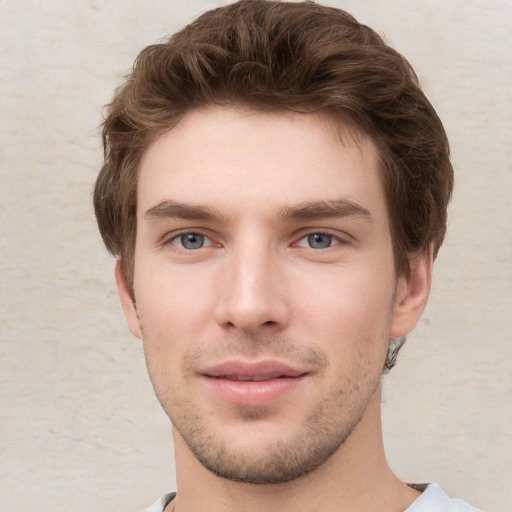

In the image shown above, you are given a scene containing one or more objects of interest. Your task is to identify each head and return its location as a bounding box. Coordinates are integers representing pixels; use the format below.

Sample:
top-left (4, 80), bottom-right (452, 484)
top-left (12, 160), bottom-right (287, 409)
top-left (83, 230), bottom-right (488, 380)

top-left (94, 0), bottom-right (453, 485)
top-left (94, 0), bottom-right (452, 292)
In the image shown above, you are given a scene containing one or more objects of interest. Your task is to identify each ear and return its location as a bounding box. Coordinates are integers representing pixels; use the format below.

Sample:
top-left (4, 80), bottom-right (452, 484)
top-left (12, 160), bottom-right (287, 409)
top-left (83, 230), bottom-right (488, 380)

top-left (115, 258), bottom-right (142, 339)
top-left (390, 245), bottom-right (434, 338)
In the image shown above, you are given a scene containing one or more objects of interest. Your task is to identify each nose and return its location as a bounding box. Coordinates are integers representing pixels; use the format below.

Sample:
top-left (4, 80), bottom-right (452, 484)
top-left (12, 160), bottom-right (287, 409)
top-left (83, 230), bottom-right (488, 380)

top-left (214, 242), bottom-right (290, 333)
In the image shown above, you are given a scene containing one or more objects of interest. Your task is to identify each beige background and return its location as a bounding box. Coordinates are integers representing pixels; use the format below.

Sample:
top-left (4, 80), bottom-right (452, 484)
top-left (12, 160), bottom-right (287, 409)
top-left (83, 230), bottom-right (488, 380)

top-left (1, 1), bottom-right (510, 511)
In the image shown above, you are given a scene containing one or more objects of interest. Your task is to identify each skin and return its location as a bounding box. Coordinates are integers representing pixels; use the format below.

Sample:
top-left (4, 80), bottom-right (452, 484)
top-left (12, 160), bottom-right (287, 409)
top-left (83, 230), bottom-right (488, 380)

top-left (116, 107), bottom-right (433, 512)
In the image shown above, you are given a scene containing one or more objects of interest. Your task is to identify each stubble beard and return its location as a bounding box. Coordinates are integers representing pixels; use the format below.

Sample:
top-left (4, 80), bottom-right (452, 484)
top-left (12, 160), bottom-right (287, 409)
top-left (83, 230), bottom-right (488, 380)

top-left (170, 385), bottom-right (376, 485)
top-left (148, 336), bottom-right (386, 486)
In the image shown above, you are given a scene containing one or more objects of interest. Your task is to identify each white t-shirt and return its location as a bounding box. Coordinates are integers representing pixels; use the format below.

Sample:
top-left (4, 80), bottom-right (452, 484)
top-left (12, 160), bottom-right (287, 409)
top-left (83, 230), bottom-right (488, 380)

top-left (143, 491), bottom-right (175, 512)
top-left (405, 484), bottom-right (482, 511)
top-left (143, 484), bottom-right (482, 512)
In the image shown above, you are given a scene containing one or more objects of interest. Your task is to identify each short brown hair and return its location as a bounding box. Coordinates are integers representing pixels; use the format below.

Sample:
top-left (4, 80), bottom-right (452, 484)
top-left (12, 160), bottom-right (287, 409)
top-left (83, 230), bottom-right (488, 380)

top-left (94, 0), bottom-right (453, 292)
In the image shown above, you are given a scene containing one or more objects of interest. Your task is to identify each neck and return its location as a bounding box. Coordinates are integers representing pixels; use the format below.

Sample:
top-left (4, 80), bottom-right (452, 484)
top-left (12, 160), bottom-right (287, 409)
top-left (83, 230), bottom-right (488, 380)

top-left (171, 390), bottom-right (419, 512)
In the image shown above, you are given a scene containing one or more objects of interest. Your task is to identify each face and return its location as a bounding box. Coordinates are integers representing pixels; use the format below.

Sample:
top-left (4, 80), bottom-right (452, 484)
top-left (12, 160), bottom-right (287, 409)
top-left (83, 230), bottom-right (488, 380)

top-left (117, 107), bottom-right (430, 484)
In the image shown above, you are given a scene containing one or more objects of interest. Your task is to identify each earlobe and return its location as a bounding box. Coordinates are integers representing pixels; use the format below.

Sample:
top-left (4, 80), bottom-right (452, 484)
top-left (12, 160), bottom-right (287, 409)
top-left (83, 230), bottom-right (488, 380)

top-left (115, 259), bottom-right (142, 339)
top-left (390, 245), bottom-right (434, 338)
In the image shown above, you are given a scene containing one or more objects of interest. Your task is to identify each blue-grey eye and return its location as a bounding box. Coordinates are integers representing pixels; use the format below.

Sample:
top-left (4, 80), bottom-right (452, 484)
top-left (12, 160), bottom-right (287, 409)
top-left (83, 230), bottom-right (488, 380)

top-left (307, 233), bottom-right (333, 249)
top-left (179, 233), bottom-right (205, 249)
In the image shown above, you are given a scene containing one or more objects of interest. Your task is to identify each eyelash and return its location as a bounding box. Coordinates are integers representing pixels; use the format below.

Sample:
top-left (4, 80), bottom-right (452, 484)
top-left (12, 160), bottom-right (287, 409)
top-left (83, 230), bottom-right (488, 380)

top-left (295, 231), bottom-right (345, 250)
top-left (164, 230), bottom-right (215, 250)
top-left (162, 229), bottom-right (346, 251)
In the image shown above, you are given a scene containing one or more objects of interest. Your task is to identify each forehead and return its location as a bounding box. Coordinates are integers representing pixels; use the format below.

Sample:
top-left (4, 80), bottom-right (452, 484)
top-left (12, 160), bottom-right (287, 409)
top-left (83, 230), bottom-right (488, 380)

top-left (137, 107), bottom-right (386, 222)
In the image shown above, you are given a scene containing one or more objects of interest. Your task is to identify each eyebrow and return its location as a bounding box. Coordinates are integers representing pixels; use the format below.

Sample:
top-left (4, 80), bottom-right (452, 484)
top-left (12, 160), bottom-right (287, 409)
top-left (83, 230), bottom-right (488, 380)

top-left (144, 198), bottom-right (373, 224)
top-left (276, 199), bottom-right (373, 223)
top-left (145, 200), bottom-right (226, 222)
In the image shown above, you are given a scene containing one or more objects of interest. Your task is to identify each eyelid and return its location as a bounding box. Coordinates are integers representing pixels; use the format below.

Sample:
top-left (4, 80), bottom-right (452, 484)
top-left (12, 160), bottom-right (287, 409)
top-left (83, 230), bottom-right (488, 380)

top-left (162, 229), bottom-right (219, 248)
top-left (158, 227), bottom-right (350, 250)
top-left (293, 229), bottom-right (349, 248)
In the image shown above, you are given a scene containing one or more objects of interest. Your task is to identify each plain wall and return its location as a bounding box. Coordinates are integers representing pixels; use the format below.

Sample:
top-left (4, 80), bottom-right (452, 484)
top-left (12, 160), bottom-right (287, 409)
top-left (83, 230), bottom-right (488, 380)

top-left (1, 1), bottom-right (510, 510)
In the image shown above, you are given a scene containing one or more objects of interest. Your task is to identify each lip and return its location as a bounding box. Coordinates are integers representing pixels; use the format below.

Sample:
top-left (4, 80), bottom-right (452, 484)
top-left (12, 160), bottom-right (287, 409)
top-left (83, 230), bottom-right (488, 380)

top-left (200, 360), bottom-right (308, 407)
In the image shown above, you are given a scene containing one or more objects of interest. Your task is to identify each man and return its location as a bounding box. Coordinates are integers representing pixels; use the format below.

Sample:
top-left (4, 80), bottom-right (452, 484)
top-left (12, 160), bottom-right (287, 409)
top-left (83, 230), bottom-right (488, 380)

top-left (94, 1), bottom-right (481, 511)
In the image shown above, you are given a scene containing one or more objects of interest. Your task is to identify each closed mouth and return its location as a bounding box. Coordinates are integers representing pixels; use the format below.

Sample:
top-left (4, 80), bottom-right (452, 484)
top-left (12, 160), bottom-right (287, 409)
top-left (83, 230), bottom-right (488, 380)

top-left (212, 374), bottom-right (303, 382)
top-left (202, 360), bottom-right (307, 380)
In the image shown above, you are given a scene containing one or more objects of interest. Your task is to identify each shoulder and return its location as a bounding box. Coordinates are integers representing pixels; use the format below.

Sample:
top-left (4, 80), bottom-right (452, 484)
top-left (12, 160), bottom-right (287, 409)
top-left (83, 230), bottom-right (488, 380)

top-left (406, 484), bottom-right (483, 512)
top-left (141, 491), bottom-right (176, 512)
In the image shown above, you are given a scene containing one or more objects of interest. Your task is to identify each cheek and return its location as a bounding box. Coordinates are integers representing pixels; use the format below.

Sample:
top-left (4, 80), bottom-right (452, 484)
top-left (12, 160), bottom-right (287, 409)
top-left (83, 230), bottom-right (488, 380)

top-left (133, 254), bottom-right (230, 395)
top-left (293, 267), bottom-right (395, 362)
top-left (294, 264), bottom-right (396, 324)
top-left (133, 264), bottom-right (219, 366)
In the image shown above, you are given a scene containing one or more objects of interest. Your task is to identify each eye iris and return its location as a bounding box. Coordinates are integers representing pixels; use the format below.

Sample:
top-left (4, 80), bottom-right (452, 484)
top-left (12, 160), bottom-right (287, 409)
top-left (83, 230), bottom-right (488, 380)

top-left (308, 233), bottom-right (332, 249)
top-left (181, 233), bottom-right (204, 249)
